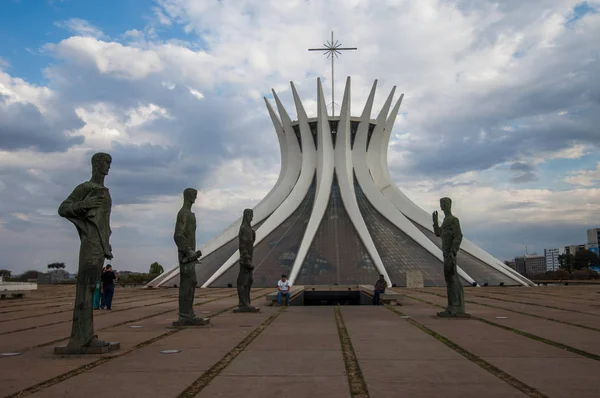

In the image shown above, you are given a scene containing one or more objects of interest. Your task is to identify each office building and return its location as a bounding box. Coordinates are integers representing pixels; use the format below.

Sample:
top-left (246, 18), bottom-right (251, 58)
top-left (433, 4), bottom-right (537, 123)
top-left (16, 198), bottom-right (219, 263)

top-left (544, 248), bottom-right (563, 271)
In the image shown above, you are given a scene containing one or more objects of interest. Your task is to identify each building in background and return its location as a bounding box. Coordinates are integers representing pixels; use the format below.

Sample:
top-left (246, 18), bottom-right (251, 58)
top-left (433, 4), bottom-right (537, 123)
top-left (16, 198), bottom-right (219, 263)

top-left (564, 244), bottom-right (589, 255)
top-left (515, 254), bottom-right (546, 277)
top-left (544, 248), bottom-right (563, 271)
top-left (587, 228), bottom-right (599, 256)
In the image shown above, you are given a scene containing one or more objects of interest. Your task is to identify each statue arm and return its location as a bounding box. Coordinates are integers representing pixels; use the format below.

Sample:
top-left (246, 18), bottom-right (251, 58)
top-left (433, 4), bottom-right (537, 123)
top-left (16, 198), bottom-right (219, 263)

top-left (58, 184), bottom-right (87, 218)
top-left (432, 211), bottom-right (441, 237)
top-left (433, 222), bottom-right (441, 237)
top-left (450, 218), bottom-right (463, 254)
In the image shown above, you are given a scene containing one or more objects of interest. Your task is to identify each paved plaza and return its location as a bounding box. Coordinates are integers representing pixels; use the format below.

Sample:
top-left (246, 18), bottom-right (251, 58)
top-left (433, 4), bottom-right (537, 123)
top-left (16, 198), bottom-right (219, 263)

top-left (1, 285), bottom-right (600, 398)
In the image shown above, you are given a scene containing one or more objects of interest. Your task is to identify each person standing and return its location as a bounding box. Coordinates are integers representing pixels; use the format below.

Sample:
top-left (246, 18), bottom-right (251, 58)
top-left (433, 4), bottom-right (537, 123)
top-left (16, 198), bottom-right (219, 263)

top-left (373, 274), bottom-right (386, 305)
top-left (277, 274), bottom-right (291, 306)
top-left (93, 267), bottom-right (104, 310)
top-left (100, 264), bottom-right (117, 310)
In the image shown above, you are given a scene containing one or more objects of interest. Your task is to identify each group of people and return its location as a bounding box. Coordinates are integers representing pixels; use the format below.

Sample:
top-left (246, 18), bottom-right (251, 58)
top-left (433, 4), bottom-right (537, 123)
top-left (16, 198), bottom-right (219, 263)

top-left (93, 264), bottom-right (118, 310)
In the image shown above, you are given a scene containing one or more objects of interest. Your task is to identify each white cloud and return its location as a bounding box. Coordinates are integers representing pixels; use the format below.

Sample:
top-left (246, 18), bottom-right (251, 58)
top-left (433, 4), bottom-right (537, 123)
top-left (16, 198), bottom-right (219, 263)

top-left (565, 162), bottom-right (600, 187)
top-left (153, 6), bottom-right (172, 26)
top-left (188, 87), bottom-right (204, 99)
top-left (49, 37), bottom-right (165, 80)
top-left (55, 18), bottom-right (104, 39)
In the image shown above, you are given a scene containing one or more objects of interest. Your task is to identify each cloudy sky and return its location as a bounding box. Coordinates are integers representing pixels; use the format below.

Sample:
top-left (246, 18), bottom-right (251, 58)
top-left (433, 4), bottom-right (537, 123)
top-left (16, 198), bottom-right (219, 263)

top-left (1, 0), bottom-right (599, 274)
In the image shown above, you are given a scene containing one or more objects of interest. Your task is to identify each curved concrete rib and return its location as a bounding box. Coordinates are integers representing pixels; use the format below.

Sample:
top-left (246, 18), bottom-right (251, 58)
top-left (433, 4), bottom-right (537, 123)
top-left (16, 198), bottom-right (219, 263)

top-left (149, 94), bottom-right (302, 287)
top-left (329, 77), bottom-right (391, 286)
top-left (203, 82), bottom-right (318, 287)
top-left (353, 81), bottom-right (476, 286)
top-left (288, 78), bottom-right (335, 285)
top-left (368, 98), bottom-right (532, 286)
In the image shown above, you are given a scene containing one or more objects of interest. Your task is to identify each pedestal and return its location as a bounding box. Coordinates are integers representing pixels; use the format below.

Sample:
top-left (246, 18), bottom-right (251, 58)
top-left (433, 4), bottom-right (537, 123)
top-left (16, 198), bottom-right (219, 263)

top-left (54, 342), bottom-right (120, 355)
top-left (172, 317), bottom-right (211, 327)
top-left (436, 311), bottom-right (471, 319)
top-left (233, 305), bottom-right (260, 313)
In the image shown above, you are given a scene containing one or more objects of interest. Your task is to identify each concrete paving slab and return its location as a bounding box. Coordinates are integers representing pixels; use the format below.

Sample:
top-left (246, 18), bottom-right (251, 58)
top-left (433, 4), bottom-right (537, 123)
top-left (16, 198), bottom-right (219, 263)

top-left (367, 382), bottom-right (528, 398)
top-left (198, 376), bottom-right (351, 398)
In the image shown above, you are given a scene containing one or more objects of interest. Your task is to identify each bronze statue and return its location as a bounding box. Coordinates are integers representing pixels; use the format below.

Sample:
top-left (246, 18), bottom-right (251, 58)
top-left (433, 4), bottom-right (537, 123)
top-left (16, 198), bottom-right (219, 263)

top-left (433, 197), bottom-right (470, 318)
top-left (173, 188), bottom-right (210, 326)
top-left (234, 209), bottom-right (259, 313)
top-left (55, 152), bottom-right (120, 354)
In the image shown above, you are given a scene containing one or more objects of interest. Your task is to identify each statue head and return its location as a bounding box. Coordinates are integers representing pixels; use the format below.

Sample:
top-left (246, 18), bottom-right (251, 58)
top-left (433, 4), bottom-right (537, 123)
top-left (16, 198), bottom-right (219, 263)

top-left (91, 152), bottom-right (112, 176)
top-left (242, 208), bottom-right (253, 226)
top-left (440, 197), bottom-right (452, 213)
top-left (183, 188), bottom-right (197, 204)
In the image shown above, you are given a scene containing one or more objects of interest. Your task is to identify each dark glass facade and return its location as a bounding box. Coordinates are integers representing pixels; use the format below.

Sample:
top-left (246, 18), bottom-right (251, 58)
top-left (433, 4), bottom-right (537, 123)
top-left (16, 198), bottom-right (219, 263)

top-left (210, 175), bottom-right (317, 287)
top-left (295, 173), bottom-right (379, 286)
top-left (353, 175), bottom-right (453, 287)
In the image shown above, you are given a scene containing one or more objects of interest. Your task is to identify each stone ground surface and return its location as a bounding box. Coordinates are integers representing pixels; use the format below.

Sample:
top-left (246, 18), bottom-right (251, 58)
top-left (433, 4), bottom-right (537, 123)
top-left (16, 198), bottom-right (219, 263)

top-left (1, 285), bottom-right (600, 398)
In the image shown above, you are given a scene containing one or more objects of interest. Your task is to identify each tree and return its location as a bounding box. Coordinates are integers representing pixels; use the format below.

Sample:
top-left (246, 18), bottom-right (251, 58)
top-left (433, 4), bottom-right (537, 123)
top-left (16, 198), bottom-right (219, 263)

top-left (17, 270), bottom-right (40, 281)
top-left (0, 269), bottom-right (11, 279)
top-left (47, 262), bottom-right (66, 270)
top-left (149, 262), bottom-right (164, 276)
top-left (573, 250), bottom-right (599, 270)
top-left (558, 253), bottom-right (575, 274)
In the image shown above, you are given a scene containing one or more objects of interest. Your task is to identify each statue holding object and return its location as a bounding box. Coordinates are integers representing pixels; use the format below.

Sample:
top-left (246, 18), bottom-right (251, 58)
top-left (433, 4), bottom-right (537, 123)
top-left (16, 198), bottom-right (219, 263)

top-left (432, 197), bottom-right (470, 318)
top-left (55, 152), bottom-right (120, 354)
top-left (234, 209), bottom-right (260, 313)
top-left (173, 188), bottom-right (210, 327)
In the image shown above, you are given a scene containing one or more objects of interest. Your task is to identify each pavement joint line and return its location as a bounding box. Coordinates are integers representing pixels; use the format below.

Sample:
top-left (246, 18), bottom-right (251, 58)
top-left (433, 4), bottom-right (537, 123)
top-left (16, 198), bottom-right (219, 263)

top-left (412, 290), bottom-right (600, 333)
top-left (13, 289), bottom-right (271, 353)
top-left (334, 306), bottom-right (369, 398)
top-left (466, 292), bottom-right (600, 317)
top-left (2, 290), bottom-right (273, 398)
top-left (384, 305), bottom-right (548, 398)
top-left (471, 287), bottom-right (600, 302)
top-left (0, 288), bottom-right (232, 336)
top-left (475, 290), bottom-right (600, 304)
top-left (176, 307), bottom-right (286, 398)
top-left (0, 290), bottom-right (178, 311)
top-left (403, 294), bottom-right (600, 362)
top-left (0, 308), bottom-right (69, 323)
top-left (0, 292), bottom-right (181, 323)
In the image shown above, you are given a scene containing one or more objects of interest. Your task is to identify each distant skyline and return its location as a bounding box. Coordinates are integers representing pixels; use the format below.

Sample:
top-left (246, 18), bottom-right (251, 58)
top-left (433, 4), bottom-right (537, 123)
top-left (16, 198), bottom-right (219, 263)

top-left (1, 0), bottom-right (599, 274)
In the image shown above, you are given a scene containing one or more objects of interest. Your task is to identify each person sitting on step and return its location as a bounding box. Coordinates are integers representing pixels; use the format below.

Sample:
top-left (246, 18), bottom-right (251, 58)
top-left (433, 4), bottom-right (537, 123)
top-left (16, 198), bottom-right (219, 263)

top-left (373, 274), bottom-right (386, 305)
top-left (277, 274), bottom-right (291, 306)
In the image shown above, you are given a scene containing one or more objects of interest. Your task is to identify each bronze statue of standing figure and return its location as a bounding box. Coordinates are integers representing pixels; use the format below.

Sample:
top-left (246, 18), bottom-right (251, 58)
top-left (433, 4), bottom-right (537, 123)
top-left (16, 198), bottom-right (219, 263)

top-left (55, 152), bottom-right (120, 354)
top-left (173, 188), bottom-right (210, 326)
top-left (234, 209), bottom-right (259, 313)
top-left (433, 197), bottom-right (470, 318)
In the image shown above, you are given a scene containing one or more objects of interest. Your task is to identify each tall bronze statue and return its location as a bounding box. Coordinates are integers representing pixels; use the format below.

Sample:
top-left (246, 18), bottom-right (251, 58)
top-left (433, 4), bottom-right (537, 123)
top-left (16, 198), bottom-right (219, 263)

top-left (55, 152), bottom-right (120, 354)
top-left (173, 188), bottom-right (210, 326)
top-left (432, 197), bottom-right (470, 318)
top-left (234, 209), bottom-right (259, 313)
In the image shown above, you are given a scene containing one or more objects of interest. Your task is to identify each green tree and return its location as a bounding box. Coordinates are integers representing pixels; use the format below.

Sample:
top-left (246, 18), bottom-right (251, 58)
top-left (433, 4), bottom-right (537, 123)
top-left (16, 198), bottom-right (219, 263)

top-left (574, 250), bottom-right (599, 270)
top-left (558, 253), bottom-right (575, 274)
top-left (47, 262), bottom-right (66, 270)
top-left (149, 262), bottom-right (164, 276)
top-left (0, 269), bottom-right (11, 279)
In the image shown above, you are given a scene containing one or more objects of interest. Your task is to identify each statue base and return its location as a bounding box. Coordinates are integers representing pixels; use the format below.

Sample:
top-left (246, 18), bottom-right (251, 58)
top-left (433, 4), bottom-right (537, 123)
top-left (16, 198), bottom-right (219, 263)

top-left (436, 310), bottom-right (471, 319)
top-left (54, 341), bottom-right (120, 355)
top-left (233, 305), bottom-right (260, 313)
top-left (172, 317), bottom-right (211, 327)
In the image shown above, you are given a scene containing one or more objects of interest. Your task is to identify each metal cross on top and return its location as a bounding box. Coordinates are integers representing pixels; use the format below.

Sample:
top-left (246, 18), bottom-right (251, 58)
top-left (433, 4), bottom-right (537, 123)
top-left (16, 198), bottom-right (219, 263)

top-left (309, 31), bottom-right (357, 116)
